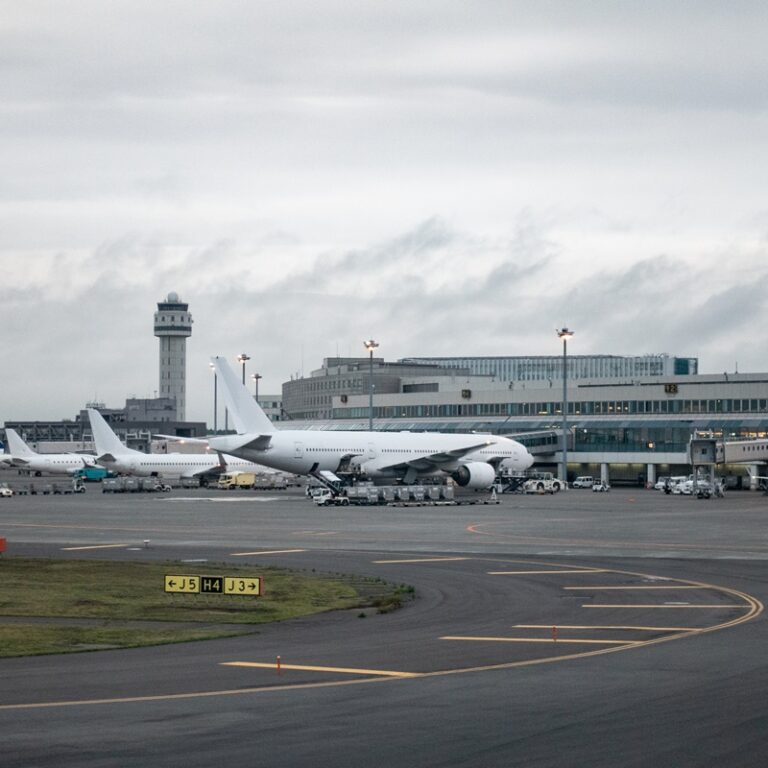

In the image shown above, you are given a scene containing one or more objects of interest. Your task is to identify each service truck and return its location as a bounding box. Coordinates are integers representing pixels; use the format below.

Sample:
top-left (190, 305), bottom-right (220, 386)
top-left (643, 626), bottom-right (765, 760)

top-left (218, 472), bottom-right (256, 490)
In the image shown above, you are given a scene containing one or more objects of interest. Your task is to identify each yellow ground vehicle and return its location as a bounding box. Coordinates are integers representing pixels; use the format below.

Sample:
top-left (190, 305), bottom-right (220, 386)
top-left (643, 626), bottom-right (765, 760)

top-left (217, 472), bottom-right (256, 490)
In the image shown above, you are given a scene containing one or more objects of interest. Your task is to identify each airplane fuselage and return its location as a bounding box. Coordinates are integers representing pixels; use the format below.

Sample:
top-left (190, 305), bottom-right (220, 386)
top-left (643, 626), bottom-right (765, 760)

top-left (99, 452), bottom-right (271, 479)
top-left (5, 454), bottom-right (98, 476)
top-left (210, 430), bottom-right (532, 479)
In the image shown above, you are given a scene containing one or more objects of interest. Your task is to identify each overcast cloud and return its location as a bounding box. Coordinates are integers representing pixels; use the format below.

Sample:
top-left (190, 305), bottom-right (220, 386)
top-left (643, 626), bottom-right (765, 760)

top-left (1, 1), bottom-right (767, 423)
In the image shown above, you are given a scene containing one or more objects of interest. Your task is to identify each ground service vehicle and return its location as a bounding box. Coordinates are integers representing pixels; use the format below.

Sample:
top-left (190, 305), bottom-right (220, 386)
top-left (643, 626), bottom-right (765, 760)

top-left (312, 489), bottom-right (350, 506)
top-left (72, 466), bottom-right (112, 482)
top-left (592, 481), bottom-right (610, 492)
top-left (523, 473), bottom-right (565, 494)
top-left (572, 476), bottom-right (594, 489)
top-left (218, 472), bottom-right (256, 489)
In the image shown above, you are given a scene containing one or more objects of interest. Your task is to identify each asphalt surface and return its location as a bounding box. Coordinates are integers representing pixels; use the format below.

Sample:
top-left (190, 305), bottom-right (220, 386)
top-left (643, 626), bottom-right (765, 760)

top-left (0, 482), bottom-right (766, 767)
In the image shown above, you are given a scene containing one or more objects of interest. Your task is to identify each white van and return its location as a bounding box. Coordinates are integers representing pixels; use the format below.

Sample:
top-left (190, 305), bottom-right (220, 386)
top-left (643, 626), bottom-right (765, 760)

top-left (572, 476), bottom-right (595, 489)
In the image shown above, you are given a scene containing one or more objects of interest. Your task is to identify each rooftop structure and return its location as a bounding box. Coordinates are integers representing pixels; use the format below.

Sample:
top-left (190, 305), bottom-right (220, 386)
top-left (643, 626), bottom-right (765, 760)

top-left (399, 354), bottom-right (698, 382)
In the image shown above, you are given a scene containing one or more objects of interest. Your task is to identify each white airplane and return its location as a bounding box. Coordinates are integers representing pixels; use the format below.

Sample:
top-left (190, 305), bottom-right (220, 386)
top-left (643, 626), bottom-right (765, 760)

top-left (87, 409), bottom-right (274, 480)
top-left (208, 356), bottom-right (535, 488)
top-left (2, 428), bottom-right (99, 476)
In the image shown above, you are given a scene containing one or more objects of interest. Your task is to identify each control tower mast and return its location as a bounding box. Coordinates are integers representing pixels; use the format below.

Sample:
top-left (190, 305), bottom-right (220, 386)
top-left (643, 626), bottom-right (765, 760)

top-left (153, 292), bottom-right (193, 421)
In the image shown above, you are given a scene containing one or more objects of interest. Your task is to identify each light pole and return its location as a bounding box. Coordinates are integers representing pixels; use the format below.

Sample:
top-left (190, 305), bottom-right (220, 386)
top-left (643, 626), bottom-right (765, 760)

top-left (209, 362), bottom-right (218, 433)
top-left (237, 353), bottom-right (251, 385)
top-left (364, 339), bottom-right (379, 432)
top-left (557, 328), bottom-right (574, 484)
top-left (251, 372), bottom-right (262, 402)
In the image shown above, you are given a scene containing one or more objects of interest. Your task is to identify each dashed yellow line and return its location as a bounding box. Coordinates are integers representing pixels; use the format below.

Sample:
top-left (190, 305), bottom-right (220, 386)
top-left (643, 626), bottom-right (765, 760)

top-left (582, 604), bottom-right (747, 609)
top-left (564, 586), bottom-right (707, 590)
top-left (60, 543), bottom-right (129, 551)
top-left (230, 549), bottom-right (306, 556)
top-left (514, 624), bottom-right (698, 632)
top-left (488, 569), bottom-right (608, 575)
top-left (441, 636), bottom-right (634, 646)
top-left (221, 662), bottom-right (418, 678)
top-left (374, 557), bottom-right (469, 564)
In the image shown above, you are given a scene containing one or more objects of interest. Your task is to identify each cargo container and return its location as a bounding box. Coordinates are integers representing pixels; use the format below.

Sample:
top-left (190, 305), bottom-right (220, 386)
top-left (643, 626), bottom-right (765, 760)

top-left (102, 477), bottom-right (126, 493)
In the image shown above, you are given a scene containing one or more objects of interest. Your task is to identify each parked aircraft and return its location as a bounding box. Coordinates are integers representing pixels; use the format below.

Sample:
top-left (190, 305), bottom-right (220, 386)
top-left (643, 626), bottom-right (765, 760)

top-left (87, 409), bottom-right (274, 480)
top-left (2, 428), bottom-right (99, 476)
top-left (208, 357), bottom-right (534, 488)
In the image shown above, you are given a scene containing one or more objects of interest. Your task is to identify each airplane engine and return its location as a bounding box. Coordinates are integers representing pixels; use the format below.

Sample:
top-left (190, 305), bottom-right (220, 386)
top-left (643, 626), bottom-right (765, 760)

top-left (452, 462), bottom-right (497, 489)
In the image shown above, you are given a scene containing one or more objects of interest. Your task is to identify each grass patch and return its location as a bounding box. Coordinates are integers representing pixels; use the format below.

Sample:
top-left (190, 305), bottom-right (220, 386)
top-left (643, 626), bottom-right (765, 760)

top-left (0, 624), bottom-right (247, 657)
top-left (0, 558), bottom-right (411, 657)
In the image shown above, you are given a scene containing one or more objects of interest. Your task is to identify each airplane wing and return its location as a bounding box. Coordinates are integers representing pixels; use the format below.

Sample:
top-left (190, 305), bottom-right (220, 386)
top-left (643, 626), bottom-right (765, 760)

top-left (209, 434), bottom-right (273, 453)
top-left (236, 435), bottom-right (273, 451)
top-left (374, 440), bottom-right (494, 473)
top-left (182, 454), bottom-right (228, 479)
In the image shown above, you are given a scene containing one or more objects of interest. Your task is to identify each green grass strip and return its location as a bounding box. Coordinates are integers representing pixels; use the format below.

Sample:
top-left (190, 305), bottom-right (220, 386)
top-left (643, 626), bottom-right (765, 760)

top-left (0, 557), bottom-right (408, 657)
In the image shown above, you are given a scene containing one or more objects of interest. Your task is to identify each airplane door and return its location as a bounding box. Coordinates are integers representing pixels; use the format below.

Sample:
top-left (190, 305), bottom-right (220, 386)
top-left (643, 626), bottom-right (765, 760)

top-left (367, 442), bottom-right (376, 460)
top-left (294, 442), bottom-right (303, 459)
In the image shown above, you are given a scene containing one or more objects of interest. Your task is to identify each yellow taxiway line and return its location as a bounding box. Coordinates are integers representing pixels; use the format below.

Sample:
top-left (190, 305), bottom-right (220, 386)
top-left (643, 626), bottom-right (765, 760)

top-left (582, 604), bottom-right (748, 609)
top-left (564, 585), bottom-right (708, 590)
top-left (60, 543), bottom-right (130, 551)
top-left (440, 636), bottom-right (634, 645)
top-left (221, 662), bottom-right (418, 678)
top-left (514, 624), bottom-right (698, 632)
top-left (374, 557), bottom-right (469, 564)
top-left (230, 549), bottom-right (306, 556)
top-left (488, 569), bottom-right (608, 575)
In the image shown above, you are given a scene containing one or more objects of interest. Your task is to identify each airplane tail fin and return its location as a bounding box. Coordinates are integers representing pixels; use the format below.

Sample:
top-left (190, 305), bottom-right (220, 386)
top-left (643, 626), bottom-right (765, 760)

top-left (4, 429), bottom-right (36, 456)
top-left (87, 409), bottom-right (138, 458)
top-left (210, 357), bottom-right (277, 435)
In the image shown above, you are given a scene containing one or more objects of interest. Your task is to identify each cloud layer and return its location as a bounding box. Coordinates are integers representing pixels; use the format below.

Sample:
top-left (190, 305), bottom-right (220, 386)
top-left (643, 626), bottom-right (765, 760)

top-left (1, 2), bottom-right (767, 421)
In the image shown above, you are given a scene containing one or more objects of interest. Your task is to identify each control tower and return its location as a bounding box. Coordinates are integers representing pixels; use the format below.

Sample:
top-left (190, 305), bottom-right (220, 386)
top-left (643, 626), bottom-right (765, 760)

top-left (153, 292), bottom-right (193, 421)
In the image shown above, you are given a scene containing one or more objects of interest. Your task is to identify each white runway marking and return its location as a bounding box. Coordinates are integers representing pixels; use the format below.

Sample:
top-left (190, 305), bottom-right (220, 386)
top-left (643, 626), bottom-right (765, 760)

top-left (163, 497), bottom-right (282, 503)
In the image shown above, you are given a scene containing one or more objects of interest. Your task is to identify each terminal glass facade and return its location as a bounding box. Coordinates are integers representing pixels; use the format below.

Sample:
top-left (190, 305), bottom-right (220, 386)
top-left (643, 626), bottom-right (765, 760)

top-left (400, 354), bottom-right (698, 381)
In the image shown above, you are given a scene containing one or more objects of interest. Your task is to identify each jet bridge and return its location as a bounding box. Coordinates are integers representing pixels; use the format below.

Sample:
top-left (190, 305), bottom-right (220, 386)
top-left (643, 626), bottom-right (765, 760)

top-left (690, 434), bottom-right (768, 493)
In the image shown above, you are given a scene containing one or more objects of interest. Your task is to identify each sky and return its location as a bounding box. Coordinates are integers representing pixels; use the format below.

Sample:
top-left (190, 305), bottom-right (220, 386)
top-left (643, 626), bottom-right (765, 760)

top-left (1, 1), bottom-right (767, 424)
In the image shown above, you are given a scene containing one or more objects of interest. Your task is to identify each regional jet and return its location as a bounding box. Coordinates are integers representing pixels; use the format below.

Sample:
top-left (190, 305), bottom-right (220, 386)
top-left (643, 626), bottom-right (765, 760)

top-left (208, 356), bottom-right (534, 488)
top-left (87, 409), bottom-right (274, 480)
top-left (2, 428), bottom-right (99, 476)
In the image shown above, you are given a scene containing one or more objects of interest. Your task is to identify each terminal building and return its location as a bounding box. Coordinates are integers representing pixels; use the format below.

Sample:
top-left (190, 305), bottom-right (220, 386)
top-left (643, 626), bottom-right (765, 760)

top-left (5, 398), bottom-right (207, 454)
top-left (281, 356), bottom-right (768, 488)
top-left (400, 353), bottom-right (698, 381)
top-left (281, 358), bottom-right (471, 421)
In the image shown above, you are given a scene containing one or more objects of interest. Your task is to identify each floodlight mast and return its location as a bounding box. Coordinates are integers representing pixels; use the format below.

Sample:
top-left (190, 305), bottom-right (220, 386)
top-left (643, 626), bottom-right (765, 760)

top-left (557, 328), bottom-right (574, 484)
top-left (364, 340), bottom-right (379, 431)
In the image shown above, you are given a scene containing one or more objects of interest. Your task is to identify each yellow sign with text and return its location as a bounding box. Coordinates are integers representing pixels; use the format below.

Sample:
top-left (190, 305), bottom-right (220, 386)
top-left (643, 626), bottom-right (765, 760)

top-left (164, 574), bottom-right (262, 596)
top-left (164, 575), bottom-right (200, 594)
top-left (223, 577), bottom-right (262, 596)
